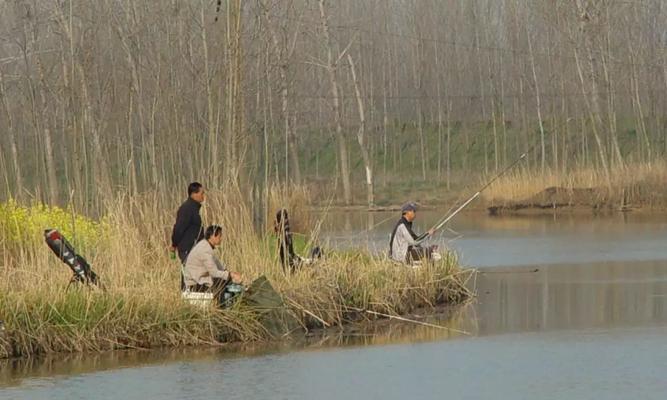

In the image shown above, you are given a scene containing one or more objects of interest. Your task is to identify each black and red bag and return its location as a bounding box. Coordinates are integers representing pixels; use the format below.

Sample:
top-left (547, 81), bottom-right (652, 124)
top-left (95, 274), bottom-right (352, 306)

top-left (44, 229), bottom-right (100, 287)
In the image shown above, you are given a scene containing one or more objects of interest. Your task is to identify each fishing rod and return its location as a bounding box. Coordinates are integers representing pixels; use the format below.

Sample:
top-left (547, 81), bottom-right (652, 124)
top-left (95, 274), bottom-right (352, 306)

top-left (418, 149), bottom-right (531, 244)
top-left (417, 110), bottom-right (602, 244)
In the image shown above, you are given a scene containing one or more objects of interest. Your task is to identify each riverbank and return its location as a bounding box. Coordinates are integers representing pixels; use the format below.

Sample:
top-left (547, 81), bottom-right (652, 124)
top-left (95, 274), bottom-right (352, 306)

top-left (317, 161), bottom-right (667, 215)
top-left (484, 162), bottom-right (667, 214)
top-left (0, 195), bottom-right (472, 359)
top-left (4, 255), bottom-right (667, 400)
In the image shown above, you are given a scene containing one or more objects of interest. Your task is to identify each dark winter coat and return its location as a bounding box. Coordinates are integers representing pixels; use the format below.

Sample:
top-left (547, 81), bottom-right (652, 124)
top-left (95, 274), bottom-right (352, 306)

top-left (171, 198), bottom-right (204, 255)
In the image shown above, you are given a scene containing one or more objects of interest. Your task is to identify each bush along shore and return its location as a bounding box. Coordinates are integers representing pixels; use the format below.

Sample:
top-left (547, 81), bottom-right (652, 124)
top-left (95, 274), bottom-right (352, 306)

top-left (0, 193), bottom-right (472, 359)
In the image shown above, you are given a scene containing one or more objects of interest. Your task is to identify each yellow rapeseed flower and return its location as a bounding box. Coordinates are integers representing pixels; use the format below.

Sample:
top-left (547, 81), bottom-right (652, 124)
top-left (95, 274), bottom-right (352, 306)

top-left (0, 200), bottom-right (102, 251)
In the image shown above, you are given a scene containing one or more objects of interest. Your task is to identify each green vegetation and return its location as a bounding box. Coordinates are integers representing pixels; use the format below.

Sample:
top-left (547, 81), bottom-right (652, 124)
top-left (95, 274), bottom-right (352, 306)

top-left (0, 200), bottom-right (105, 251)
top-left (286, 118), bottom-right (667, 212)
top-left (292, 120), bottom-right (667, 207)
top-left (0, 193), bottom-right (471, 359)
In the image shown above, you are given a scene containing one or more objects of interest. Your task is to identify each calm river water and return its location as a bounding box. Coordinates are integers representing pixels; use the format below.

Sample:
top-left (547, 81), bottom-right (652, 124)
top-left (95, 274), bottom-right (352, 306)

top-left (1, 212), bottom-right (666, 400)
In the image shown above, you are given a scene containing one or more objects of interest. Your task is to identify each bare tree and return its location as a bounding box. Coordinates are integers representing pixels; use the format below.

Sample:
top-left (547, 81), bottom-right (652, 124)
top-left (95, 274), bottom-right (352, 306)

top-left (261, 1), bottom-right (302, 184)
top-left (0, 71), bottom-right (23, 199)
top-left (0, 0), bottom-right (664, 210)
top-left (318, 0), bottom-right (352, 205)
top-left (347, 53), bottom-right (374, 207)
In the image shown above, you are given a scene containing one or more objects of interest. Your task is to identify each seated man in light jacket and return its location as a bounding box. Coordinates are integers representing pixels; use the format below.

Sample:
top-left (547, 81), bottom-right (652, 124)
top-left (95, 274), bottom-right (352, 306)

top-left (183, 225), bottom-right (242, 297)
top-left (389, 202), bottom-right (436, 264)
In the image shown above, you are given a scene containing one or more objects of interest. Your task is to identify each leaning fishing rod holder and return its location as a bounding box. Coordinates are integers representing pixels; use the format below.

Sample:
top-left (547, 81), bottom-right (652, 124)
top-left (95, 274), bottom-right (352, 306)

top-left (44, 229), bottom-right (102, 291)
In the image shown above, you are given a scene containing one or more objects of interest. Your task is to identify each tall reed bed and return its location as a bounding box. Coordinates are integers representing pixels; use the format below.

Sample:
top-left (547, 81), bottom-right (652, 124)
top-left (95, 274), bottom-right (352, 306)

top-left (482, 161), bottom-right (667, 208)
top-left (0, 189), bottom-right (471, 358)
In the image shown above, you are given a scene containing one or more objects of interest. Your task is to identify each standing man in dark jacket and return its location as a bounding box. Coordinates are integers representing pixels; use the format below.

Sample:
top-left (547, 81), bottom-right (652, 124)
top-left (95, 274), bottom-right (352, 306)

top-left (171, 182), bottom-right (205, 289)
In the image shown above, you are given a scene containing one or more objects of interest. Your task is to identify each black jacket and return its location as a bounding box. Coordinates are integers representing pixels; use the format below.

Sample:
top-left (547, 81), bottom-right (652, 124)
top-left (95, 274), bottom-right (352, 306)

top-left (171, 198), bottom-right (204, 254)
top-left (276, 221), bottom-right (297, 269)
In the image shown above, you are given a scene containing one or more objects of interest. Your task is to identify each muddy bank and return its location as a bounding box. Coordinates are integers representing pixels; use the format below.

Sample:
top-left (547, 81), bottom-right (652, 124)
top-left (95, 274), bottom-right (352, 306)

top-left (313, 188), bottom-right (656, 215)
top-left (487, 186), bottom-right (635, 215)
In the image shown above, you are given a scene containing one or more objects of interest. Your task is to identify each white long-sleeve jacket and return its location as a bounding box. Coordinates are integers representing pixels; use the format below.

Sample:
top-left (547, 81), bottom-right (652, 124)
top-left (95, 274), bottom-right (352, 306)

top-left (390, 223), bottom-right (419, 262)
top-left (183, 239), bottom-right (229, 287)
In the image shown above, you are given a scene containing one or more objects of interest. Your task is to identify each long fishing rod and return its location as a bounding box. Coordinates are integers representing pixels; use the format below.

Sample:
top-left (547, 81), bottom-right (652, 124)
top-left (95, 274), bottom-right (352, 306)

top-left (418, 149), bottom-right (531, 243)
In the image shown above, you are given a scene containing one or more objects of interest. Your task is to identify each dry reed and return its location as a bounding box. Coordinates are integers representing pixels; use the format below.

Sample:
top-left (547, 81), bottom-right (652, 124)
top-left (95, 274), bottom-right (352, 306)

top-left (482, 161), bottom-right (667, 209)
top-left (0, 189), bottom-right (470, 359)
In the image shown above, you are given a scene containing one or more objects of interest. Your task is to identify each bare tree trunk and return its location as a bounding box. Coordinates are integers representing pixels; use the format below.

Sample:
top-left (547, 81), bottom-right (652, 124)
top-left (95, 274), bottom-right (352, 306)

top-left (412, 4), bottom-right (427, 181)
top-left (262, 3), bottom-right (302, 184)
top-left (55, 4), bottom-right (112, 203)
top-left (628, 47), bottom-right (651, 162)
top-left (319, 0), bottom-right (352, 205)
top-left (382, 57), bottom-right (388, 187)
top-left (347, 54), bottom-right (374, 207)
top-left (56, 13), bottom-right (83, 206)
top-left (663, 43), bottom-right (667, 156)
top-left (601, 27), bottom-right (624, 167)
top-left (574, 47), bottom-right (611, 186)
top-left (201, 4), bottom-right (219, 185)
top-left (42, 127), bottom-right (59, 204)
top-left (224, 0), bottom-right (244, 185)
top-left (573, 0), bottom-right (611, 185)
top-left (0, 72), bottom-right (23, 200)
top-left (446, 100), bottom-right (453, 190)
top-left (434, 38), bottom-right (443, 179)
top-left (526, 24), bottom-right (547, 173)
top-left (21, 12), bottom-right (59, 204)
top-left (0, 147), bottom-right (11, 199)
top-left (500, 68), bottom-right (509, 167)
top-left (485, 45), bottom-right (499, 173)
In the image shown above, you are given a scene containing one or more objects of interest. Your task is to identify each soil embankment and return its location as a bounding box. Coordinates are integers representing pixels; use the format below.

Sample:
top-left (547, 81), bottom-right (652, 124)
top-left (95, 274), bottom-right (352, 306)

top-left (487, 186), bottom-right (626, 215)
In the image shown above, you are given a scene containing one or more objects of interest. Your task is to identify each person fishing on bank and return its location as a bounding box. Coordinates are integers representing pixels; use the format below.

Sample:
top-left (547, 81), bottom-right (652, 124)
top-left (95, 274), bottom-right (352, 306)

top-left (389, 202), bottom-right (436, 264)
top-left (171, 182), bottom-right (206, 289)
top-left (274, 208), bottom-right (323, 273)
top-left (275, 209), bottom-right (297, 272)
top-left (183, 225), bottom-right (242, 302)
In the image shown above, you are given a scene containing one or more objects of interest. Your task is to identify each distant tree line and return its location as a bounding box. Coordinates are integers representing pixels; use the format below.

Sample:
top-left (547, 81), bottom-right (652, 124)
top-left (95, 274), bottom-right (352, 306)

top-left (0, 0), bottom-right (665, 210)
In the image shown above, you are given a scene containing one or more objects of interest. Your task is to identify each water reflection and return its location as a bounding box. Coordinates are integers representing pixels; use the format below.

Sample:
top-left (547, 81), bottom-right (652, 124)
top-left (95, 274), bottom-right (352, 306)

top-left (0, 305), bottom-right (473, 389)
top-left (0, 348), bottom-right (224, 388)
top-left (477, 260), bottom-right (667, 335)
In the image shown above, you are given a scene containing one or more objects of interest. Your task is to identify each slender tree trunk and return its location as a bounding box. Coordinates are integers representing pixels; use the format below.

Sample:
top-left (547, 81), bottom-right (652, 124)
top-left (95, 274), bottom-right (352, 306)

top-left (201, 4), bottom-right (219, 185)
top-left (486, 49), bottom-right (499, 172)
top-left (42, 128), bottom-right (59, 204)
top-left (601, 29), bottom-right (624, 167)
top-left (411, 5), bottom-right (427, 181)
top-left (574, 0), bottom-right (612, 184)
top-left (262, 4), bottom-right (302, 184)
top-left (348, 54), bottom-right (374, 207)
top-left (435, 38), bottom-right (443, 179)
top-left (0, 72), bottom-right (23, 199)
top-left (319, 0), bottom-right (352, 205)
top-left (382, 58), bottom-right (388, 187)
top-left (446, 101), bottom-right (452, 190)
top-left (629, 48), bottom-right (651, 162)
top-left (526, 24), bottom-right (546, 173)
top-left (574, 47), bottom-right (611, 186)
top-left (21, 11), bottom-right (59, 204)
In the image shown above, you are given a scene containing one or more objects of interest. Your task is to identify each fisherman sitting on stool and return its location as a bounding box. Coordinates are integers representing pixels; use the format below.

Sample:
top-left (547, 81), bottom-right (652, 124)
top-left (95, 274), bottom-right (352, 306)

top-left (389, 202), bottom-right (437, 264)
top-left (183, 225), bottom-right (243, 305)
